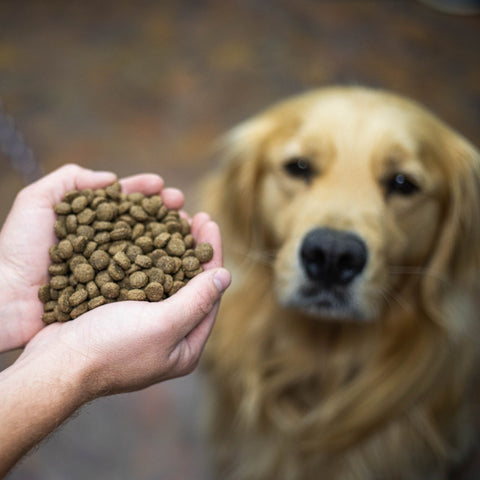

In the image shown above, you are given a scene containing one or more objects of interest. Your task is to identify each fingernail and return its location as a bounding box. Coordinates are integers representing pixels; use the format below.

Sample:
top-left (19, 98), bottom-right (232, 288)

top-left (213, 268), bottom-right (231, 293)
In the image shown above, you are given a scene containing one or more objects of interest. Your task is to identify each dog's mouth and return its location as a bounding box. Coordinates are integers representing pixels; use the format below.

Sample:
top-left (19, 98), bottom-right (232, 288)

top-left (284, 282), bottom-right (365, 321)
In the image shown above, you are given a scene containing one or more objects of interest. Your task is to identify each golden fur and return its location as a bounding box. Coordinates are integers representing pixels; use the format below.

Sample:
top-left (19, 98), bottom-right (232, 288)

top-left (202, 86), bottom-right (480, 480)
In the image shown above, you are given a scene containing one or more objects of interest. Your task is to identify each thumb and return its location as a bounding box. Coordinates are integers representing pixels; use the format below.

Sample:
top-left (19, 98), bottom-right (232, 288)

top-left (158, 268), bottom-right (231, 341)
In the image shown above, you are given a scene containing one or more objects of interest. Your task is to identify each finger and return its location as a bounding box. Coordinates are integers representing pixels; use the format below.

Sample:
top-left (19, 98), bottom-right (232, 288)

top-left (161, 188), bottom-right (184, 211)
top-left (190, 212), bottom-right (211, 238)
top-left (119, 174), bottom-right (164, 195)
top-left (22, 164), bottom-right (117, 207)
top-left (183, 300), bottom-right (220, 355)
top-left (157, 268), bottom-right (231, 342)
top-left (196, 219), bottom-right (223, 269)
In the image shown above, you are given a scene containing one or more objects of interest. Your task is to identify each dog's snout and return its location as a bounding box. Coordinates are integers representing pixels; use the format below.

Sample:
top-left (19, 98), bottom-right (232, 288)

top-left (300, 228), bottom-right (367, 287)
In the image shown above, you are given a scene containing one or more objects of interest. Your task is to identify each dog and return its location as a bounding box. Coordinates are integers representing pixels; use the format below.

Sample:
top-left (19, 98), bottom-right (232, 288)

top-left (202, 86), bottom-right (480, 480)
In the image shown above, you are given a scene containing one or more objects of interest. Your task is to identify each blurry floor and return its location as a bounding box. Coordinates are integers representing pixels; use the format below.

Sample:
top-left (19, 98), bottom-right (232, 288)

top-left (0, 1), bottom-right (479, 479)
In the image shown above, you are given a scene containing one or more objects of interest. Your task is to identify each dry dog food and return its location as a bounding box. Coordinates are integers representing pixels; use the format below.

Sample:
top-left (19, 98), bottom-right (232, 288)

top-left (38, 182), bottom-right (214, 324)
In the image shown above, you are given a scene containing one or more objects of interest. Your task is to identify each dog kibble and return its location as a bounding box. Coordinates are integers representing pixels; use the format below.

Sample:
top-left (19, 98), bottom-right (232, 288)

top-left (69, 289), bottom-right (88, 307)
top-left (88, 296), bottom-right (106, 309)
top-left (90, 250), bottom-right (110, 271)
top-left (38, 180), bottom-right (213, 322)
top-left (108, 262), bottom-right (125, 281)
top-left (195, 243), bottom-right (214, 263)
top-left (130, 271), bottom-right (148, 289)
top-left (73, 264), bottom-right (95, 283)
top-left (101, 282), bottom-right (120, 299)
top-left (70, 302), bottom-right (88, 319)
top-left (145, 282), bottom-right (164, 301)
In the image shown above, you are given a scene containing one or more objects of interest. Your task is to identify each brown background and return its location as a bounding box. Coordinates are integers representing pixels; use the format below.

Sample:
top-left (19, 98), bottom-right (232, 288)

top-left (0, 1), bottom-right (479, 479)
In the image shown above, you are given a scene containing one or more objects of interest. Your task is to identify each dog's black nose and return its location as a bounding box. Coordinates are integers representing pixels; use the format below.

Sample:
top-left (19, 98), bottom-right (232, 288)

top-left (300, 228), bottom-right (367, 287)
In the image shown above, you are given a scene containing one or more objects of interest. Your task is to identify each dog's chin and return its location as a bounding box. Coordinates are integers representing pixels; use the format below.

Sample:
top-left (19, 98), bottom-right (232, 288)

top-left (279, 282), bottom-right (370, 323)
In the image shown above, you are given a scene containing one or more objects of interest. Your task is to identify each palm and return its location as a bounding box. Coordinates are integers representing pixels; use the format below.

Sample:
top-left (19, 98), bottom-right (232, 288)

top-left (0, 192), bottom-right (58, 350)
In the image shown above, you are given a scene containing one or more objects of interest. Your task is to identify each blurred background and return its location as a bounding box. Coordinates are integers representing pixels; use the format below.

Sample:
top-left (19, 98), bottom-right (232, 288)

top-left (0, 1), bottom-right (479, 479)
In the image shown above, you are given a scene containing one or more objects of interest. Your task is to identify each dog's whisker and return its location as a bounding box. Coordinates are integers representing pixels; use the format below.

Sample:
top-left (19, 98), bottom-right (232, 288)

top-left (387, 266), bottom-right (451, 287)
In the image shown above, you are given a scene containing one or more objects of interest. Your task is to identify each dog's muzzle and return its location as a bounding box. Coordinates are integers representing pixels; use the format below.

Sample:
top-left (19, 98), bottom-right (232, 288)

top-left (289, 227), bottom-right (368, 320)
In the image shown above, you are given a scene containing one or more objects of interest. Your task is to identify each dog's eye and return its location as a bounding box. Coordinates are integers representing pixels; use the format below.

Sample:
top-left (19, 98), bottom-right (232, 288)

top-left (385, 173), bottom-right (419, 196)
top-left (283, 157), bottom-right (315, 183)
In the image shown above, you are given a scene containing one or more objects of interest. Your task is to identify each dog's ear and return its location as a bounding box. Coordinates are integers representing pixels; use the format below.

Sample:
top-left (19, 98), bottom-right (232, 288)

top-left (422, 126), bottom-right (480, 328)
top-left (202, 117), bottom-right (273, 259)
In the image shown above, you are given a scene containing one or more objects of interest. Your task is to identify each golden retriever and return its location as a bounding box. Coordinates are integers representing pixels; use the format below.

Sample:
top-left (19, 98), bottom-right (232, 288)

top-left (202, 86), bottom-right (480, 480)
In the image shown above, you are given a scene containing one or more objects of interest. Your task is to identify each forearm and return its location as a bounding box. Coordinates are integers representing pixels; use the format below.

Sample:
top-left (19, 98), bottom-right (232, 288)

top-left (0, 347), bottom-right (90, 478)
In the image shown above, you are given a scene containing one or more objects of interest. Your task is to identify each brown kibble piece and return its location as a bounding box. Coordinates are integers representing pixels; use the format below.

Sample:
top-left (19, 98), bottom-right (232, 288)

top-left (90, 250), bottom-right (110, 270)
top-left (105, 182), bottom-right (121, 199)
top-left (73, 264), bottom-right (95, 283)
top-left (54, 202), bottom-right (72, 215)
top-left (146, 267), bottom-right (165, 284)
top-left (166, 237), bottom-right (186, 256)
top-left (128, 192), bottom-right (144, 204)
top-left (108, 262), bottom-right (125, 281)
top-left (135, 254), bottom-right (152, 269)
top-left (42, 312), bottom-right (57, 324)
top-left (130, 205), bottom-right (149, 222)
top-left (101, 282), bottom-right (120, 299)
top-left (88, 296), bottom-right (107, 309)
top-left (195, 242), bottom-right (214, 263)
top-left (49, 263), bottom-right (68, 276)
top-left (50, 275), bottom-right (69, 290)
top-left (69, 289), bottom-right (88, 307)
top-left (58, 239), bottom-right (74, 260)
top-left (96, 202), bottom-right (115, 221)
top-left (54, 219), bottom-right (67, 239)
top-left (141, 196), bottom-right (163, 216)
top-left (72, 235), bottom-right (88, 253)
top-left (127, 289), bottom-right (146, 301)
top-left (169, 280), bottom-right (185, 296)
top-left (86, 281), bottom-right (100, 298)
top-left (77, 208), bottom-right (96, 225)
top-left (153, 232), bottom-right (170, 249)
top-left (135, 235), bottom-right (153, 253)
top-left (38, 284), bottom-right (51, 303)
top-left (58, 292), bottom-right (72, 313)
top-left (157, 256), bottom-right (177, 274)
top-left (77, 225), bottom-right (95, 240)
top-left (182, 256), bottom-right (200, 272)
top-left (163, 274), bottom-right (173, 293)
top-left (113, 251), bottom-right (131, 270)
top-left (66, 214), bottom-right (78, 233)
top-left (145, 282), bottom-right (164, 301)
top-left (126, 244), bottom-right (143, 262)
top-left (130, 271), bottom-right (148, 289)
top-left (71, 195), bottom-right (88, 213)
top-left (95, 270), bottom-right (112, 288)
top-left (185, 266), bottom-right (204, 279)
top-left (70, 302), bottom-right (88, 319)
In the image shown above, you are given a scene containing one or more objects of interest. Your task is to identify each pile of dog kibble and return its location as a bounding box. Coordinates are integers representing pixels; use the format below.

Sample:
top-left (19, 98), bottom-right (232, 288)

top-left (38, 181), bottom-right (213, 324)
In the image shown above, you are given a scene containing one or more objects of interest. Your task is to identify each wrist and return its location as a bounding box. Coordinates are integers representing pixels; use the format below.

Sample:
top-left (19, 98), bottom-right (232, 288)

top-left (17, 331), bottom-right (96, 408)
top-left (0, 341), bottom-right (93, 476)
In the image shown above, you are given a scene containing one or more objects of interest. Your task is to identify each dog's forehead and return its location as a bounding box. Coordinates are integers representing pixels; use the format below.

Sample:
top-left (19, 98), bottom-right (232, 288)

top-left (273, 93), bottom-right (420, 165)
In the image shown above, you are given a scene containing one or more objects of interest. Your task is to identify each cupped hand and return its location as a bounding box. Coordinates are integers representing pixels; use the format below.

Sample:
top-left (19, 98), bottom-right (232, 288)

top-left (0, 164), bottom-right (188, 352)
top-left (18, 210), bottom-right (230, 399)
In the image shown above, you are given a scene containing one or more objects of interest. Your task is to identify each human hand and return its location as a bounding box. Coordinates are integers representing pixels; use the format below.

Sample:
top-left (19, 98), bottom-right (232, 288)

top-left (17, 208), bottom-right (229, 399)
top-left (0, 164), bottom-right (228, 357)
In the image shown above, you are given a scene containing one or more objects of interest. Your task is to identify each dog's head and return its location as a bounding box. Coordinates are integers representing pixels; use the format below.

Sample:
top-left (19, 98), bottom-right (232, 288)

top-left (209, 87), bottom-right (480, 326)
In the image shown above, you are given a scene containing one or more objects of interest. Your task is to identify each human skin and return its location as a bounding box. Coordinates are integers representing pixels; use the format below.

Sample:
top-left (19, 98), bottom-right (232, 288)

top-left (0, 164), bottom-right (231, 477)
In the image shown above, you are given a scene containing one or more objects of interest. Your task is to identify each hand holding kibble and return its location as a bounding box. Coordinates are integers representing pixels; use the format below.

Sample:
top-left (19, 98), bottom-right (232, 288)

top-left (0, 164), bottom-right (230, 477)
top-left (38, 181), bottom-right (214, 323)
